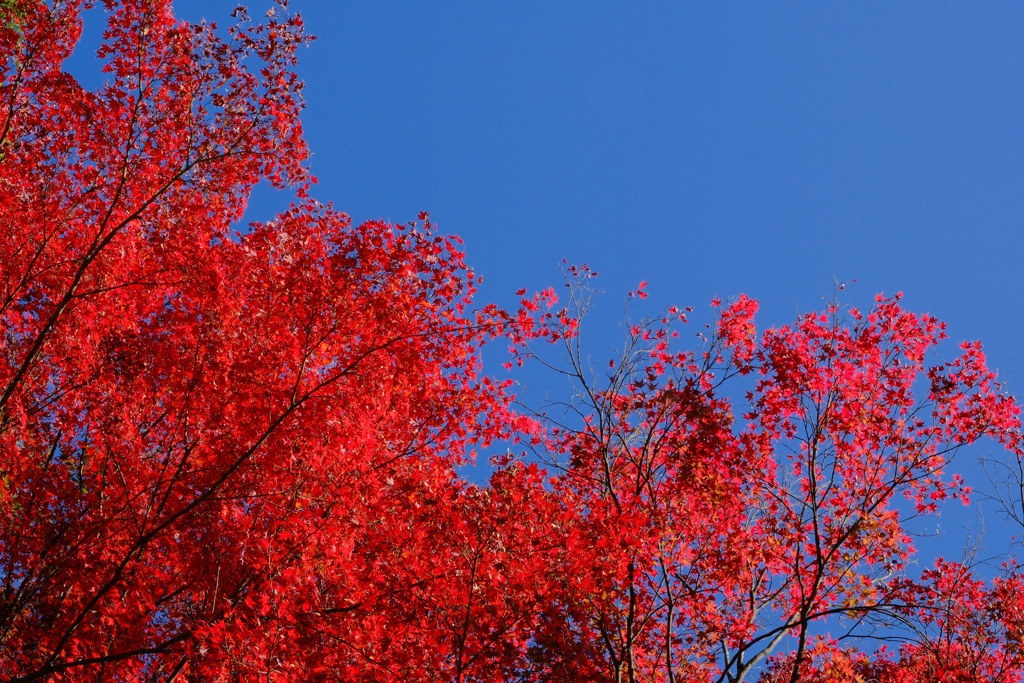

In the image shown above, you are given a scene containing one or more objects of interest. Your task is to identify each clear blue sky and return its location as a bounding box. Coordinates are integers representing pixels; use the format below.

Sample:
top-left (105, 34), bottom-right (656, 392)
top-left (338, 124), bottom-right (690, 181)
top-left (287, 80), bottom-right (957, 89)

top-left (68, 1), bottom-right (1024, 552)
top-left (71, 1), bottom-right (1024, 371)
top-left (129, 1), bottom-right (1023, 379)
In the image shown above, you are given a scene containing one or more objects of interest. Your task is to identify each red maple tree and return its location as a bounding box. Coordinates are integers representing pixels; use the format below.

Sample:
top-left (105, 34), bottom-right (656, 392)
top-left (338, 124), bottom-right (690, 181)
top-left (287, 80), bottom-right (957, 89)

top-left (510, 271), bottom-right (1024, 683)
top-left (1, 1), bottom-right (1023, 681)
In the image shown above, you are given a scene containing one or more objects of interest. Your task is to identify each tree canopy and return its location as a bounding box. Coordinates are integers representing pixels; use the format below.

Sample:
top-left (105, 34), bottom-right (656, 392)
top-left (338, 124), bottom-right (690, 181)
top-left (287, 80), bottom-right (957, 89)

top-left (1, 2), bottom-right (1023, 681)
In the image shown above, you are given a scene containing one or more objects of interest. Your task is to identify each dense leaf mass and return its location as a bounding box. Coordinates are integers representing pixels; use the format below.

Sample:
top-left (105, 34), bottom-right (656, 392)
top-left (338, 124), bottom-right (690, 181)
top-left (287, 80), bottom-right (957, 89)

top-left (1, 2), bottom-right (1024, 681)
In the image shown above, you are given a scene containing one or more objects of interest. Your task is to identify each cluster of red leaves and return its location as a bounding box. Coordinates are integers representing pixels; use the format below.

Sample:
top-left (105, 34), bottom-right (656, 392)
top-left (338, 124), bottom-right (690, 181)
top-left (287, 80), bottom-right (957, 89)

top-left (2, 2), bottom-right (1024, 682)
top-left (760, 562), bottom-right (1024, 683)
top-left (0, 2), bottom-right (561, 679)
top-left (508, 278), bottom-right (1024, 683)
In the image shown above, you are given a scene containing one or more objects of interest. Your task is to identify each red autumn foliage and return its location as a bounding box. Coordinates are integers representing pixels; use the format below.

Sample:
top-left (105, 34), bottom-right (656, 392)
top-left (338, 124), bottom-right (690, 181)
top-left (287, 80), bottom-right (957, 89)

top-left (1, 1), bottom-right (1024, 681)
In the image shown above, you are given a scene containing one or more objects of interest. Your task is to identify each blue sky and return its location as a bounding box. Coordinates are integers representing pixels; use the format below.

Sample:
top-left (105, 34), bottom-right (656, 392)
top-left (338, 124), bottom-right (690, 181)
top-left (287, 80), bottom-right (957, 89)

top-left (160, 1), bottom-right (1024, 381)
top-left (67, 1), bottom-right (1024, 555)
top-left (71, 1), bottom-right (1024, 369)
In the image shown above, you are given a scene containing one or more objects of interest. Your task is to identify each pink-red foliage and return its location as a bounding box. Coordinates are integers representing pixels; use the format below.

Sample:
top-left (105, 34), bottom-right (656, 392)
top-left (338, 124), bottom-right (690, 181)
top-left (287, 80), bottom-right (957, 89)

top-left (1, 2), bottom-right (1023, 682)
